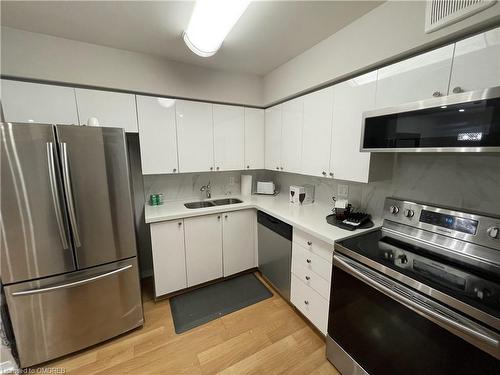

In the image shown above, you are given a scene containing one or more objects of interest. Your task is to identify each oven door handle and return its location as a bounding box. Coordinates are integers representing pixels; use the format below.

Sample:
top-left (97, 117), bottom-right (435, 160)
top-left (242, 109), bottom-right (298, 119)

top-left (334, 255), bottom-right (499, 349)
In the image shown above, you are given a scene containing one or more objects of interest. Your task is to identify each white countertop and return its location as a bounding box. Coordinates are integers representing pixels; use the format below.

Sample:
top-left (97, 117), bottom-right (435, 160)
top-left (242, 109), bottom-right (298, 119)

top-left (145, 194), bottom-right (381, 246)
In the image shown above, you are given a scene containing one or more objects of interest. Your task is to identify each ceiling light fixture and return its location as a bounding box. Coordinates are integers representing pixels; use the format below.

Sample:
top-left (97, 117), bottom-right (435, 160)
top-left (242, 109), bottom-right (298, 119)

top-left (183, 0), bottom-right (250, 57)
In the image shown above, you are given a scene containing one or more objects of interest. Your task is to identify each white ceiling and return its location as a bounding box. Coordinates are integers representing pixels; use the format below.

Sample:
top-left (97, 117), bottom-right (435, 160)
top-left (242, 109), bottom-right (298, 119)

top-left (1, 1), bottom-right (383, 76)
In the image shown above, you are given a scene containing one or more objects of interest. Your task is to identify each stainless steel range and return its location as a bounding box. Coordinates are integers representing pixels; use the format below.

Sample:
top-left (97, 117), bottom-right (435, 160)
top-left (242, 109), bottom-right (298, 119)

top-left (327, 197), bottom-right (500, 375)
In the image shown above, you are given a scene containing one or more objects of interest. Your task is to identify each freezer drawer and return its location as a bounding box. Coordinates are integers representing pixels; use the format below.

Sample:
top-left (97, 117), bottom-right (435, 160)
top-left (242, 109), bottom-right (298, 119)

top-left (4, 258), bottom-right (143, 368)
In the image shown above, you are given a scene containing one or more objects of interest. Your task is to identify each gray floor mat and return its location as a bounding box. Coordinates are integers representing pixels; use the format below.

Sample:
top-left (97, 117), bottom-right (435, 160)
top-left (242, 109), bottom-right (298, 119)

top-left (169, 273), bottom-right (273, 334)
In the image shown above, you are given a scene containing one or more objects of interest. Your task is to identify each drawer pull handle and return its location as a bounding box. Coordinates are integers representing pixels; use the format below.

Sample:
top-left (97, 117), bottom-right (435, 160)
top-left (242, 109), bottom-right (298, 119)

top-left (178, 222), bottom-right (182, 226)
top-left (306, 259), bottom-right (312, 264)
top-left (304, 300), bottom-right (309, 305)
top-left (307, 241), bottom-right (312, 246)
top-left (305, 276), bottom-right (310, 280)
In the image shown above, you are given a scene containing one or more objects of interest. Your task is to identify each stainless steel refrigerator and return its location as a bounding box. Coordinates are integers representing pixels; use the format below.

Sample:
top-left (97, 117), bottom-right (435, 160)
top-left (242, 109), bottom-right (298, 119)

top-left (0, 122), bottom-right (144, 368)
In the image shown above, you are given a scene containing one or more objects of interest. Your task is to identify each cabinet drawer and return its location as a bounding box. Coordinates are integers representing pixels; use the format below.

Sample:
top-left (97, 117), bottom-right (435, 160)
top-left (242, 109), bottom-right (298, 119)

top-left (291, 274), bottom-right (329, 335)
top-left (292, 242), bottom-right (332, 282)
top-left (291, 259), bottom-right (330, 300)
top-left (293, 228), bottom-right (333, 262)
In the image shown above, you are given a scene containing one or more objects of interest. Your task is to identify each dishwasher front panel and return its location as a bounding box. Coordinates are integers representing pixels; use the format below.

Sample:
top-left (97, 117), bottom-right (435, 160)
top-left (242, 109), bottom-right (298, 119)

top-left (258, 223), bottom-right (292, 300)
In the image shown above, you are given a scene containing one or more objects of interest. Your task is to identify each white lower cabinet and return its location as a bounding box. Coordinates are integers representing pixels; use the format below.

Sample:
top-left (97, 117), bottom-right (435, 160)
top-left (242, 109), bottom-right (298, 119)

top-left (223, 209), bottom-right (256, 276)
top-left (184, 214), bottom-right (223, 287)
top-left (150, 220), bottom-right (187, 297)
top-left (290, 234), bottom-right (332, 335)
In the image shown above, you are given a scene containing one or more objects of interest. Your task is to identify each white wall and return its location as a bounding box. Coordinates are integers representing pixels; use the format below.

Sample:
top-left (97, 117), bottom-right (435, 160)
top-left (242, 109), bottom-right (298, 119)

top-left (0, 27), bottom-right (264, 107)
top-left (263, 0), bottom-right (500, 105)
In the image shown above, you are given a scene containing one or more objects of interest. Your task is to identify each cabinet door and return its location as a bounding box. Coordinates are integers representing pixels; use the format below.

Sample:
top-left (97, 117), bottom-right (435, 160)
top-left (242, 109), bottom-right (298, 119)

top-left (136, 96), bottom-right (179, 175)
top-left (281, 97), bottom-right (303, 173)
top-left (184, 214), bottom-right (223, 287)
top-left (75, 88), bottom-right (138, 132)
top-left (244, 108), bottom-right (265, 170)
top-left (301, 87), bottom-right (334, 178)
top-left (375, 45), bottom-right (454, 108)
top-left (176, 100), bottom-right (214, 173)
top-left (223, 210), bottom-right (256, 276)
top-left (264, 105), bottom-right (282, 171)
top-left (1, 80), bottom-right (79, 125)
top-left (449, 28), bottom-right (500, 94)
top-left (150, 220), bottom-right (187, 297)
top-left (213, 104), bottom-right (244, 171)
top-left (330, 72), bottom-right (376, 183)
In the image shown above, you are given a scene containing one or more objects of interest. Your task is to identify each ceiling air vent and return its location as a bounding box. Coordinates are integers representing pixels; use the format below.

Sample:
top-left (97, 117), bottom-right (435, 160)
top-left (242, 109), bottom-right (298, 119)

top-left (425, 0), bottom-right (497, 33)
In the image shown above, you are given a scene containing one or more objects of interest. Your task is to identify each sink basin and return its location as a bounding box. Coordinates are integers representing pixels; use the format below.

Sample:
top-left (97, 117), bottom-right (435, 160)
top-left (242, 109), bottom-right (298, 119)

top-left (212, 198), bottom-right (243, 206)
top-left (184, 201), bottom-right (216, 209)
top-left (184, 198), bottom-right (243, 209)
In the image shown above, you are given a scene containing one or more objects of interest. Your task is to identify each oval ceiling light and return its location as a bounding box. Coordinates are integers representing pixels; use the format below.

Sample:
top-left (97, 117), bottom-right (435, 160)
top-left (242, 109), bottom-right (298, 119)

top-left (183, 0), bottom-right (250, 57)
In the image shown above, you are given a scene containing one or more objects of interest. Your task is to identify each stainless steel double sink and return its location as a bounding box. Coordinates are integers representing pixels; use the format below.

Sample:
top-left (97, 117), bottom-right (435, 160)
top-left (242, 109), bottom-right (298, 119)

top-left (184, 198), bottom-right (243, 209)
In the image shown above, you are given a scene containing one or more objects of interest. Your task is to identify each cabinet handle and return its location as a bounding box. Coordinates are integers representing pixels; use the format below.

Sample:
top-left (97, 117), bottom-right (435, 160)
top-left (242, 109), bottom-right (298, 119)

top-left (216, 166), bottom-right (220, 171)
top-left (178, 222), bottom-right (182, 226)
top-left (210, 167), bottom-right (214, 171)
top-left (305, 276), bottom-right (310, 281)
top-left (217, 215), bottom-right (221, 220)
top-left (329, 172), bottom-right (334, 178)
top-left (306, 259), bottom-right (312, 264)
top-left (225, 214), bottom-right (228, 219)
top-left (304, 300), bottom-right (309, 305)
top-left (280, 167), bottom-right (283, 170)
top-left (322, 171), bottom-right (326, 176)
top-left (173, 168), bottom-right (177, 173)
top-left (247, 165), bottom-right (250, 169)
top-left (276, 166), bottom-right (279, 170)
top-left (453, 86), bottom-right (463, 94)
top-left (307, 241), bottom-right (312, 246)
top-left (432, 91), bottom-right (442, 97)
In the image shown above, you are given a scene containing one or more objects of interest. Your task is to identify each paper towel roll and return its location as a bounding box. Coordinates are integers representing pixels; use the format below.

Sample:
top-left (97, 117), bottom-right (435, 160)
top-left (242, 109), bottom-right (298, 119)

top-left (241, 175), bottom-right (252, 196)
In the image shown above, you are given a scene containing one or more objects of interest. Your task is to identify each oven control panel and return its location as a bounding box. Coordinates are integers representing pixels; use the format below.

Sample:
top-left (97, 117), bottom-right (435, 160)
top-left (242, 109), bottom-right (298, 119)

top-left (383, 198), bottom-right (500, 251)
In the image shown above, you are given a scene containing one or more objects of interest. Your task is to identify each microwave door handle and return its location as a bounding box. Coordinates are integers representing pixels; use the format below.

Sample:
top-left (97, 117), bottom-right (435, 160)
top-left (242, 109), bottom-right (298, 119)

top-left (60, 142), bottom-right (81, 247)
top-left (47, 142), bottom-right (69, 250)
top-left (11, 265), bottom-right (132, 296)
top-left (334, 255), bottom-right (499, 349)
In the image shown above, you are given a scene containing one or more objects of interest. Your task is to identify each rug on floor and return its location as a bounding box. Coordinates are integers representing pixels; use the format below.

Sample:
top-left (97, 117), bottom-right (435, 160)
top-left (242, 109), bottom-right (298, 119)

top-left (169, 273), bottom-right (273, 334)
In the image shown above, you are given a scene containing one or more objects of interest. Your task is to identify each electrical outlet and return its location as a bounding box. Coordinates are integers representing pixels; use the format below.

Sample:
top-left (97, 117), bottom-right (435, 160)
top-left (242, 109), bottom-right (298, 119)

top-left (337, 184), bottom-right (349, 198)
top-left (229, 176), bottom-right (235, 185)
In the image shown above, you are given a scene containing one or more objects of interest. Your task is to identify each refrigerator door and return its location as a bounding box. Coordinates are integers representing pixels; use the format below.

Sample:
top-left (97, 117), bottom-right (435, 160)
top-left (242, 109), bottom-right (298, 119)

top-left (4, 258), bottom-right (144, 368)
top-left (0, 123), bottom-right (75, 284)
top-left (55, 125), bottom-right (137, 268)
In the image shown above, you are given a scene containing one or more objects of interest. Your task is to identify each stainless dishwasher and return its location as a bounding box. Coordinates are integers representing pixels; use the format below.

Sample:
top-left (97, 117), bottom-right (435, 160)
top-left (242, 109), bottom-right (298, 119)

top-left (257, 211), bottom-right (292, 300)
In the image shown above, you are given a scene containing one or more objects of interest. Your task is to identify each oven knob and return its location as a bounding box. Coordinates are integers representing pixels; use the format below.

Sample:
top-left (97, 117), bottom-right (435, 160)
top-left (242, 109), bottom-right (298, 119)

top-left (398, 254), bottom-right (408, 264)
top-left (389, 205), bottom-right (399, 215)
top-left (404, 209), bottom-right (414, 218)
top-left (474, 287), bottom-right (491, 300)
top-left (383, 251), bottom-right (394, 260)
top-left (487, 227), bottom-right (499, 239)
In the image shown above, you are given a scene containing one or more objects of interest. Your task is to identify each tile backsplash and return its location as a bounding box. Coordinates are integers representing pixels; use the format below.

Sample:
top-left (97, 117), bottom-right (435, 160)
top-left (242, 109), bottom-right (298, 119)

top-left (142, 153), bottom-right (500, 220)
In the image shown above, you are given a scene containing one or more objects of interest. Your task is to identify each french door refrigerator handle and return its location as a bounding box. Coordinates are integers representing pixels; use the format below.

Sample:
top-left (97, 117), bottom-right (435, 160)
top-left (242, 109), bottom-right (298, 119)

top-left (60, 142), bottom-right (81, 247)
top-left (46, 142), bottom-right (69, 250)
top-left (11, 265), bottom-right (132, 296)
top-left (334, 254), bottom-right (500, 349)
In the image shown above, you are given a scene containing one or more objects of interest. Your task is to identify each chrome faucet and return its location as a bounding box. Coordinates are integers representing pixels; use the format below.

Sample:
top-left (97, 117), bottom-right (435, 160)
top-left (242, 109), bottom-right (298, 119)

top-left (200, 181), bottom-right (211, 199)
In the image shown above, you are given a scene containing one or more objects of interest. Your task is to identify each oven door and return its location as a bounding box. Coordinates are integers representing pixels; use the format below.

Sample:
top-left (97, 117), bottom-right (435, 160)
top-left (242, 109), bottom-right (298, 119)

top-left (327, 253), bottom-right (500, 375)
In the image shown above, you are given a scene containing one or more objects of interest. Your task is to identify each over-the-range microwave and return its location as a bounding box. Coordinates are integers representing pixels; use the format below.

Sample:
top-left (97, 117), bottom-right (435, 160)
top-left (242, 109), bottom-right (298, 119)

top-left (361, 86), bottom-right (500, 153)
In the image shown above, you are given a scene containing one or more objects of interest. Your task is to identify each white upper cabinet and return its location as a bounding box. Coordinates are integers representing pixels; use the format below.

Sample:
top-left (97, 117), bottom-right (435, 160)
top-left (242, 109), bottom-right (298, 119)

top-left (176, 100), bottom-right (214, 173)
top-left (330, 72), bottom-right (377, 183)
top-left (281, 97), bottom-right (304, 173)
top-left (449, 28), bottom-right (500, 94)
top-left (301, 87), bottom-right (334, 178)
top-left (75, 88), bottom-right (138, 132)
top-left (136, 96), bottom-right (179, 175)
top-left (244, 108), bottom-right (265, 170)
top-left (264, 104), bottom-right (282, 171)
top-left (222, 209), bottom-right (256, 277)
top-left (1, 80), bottom-right (79, 125)
top-left (375, 45), bottom-right (454, 108)
top-left (213, 104), bottom-right (244, 171)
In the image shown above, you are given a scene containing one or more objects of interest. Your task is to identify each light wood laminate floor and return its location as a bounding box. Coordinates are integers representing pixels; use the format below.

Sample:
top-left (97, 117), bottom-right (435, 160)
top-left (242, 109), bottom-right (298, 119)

top-left (41, 274), bottom-right (340, 374)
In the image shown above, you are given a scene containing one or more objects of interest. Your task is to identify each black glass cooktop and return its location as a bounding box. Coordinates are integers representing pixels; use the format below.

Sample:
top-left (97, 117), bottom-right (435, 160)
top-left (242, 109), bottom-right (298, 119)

top-left (337, 230), bottom-right (500, 320)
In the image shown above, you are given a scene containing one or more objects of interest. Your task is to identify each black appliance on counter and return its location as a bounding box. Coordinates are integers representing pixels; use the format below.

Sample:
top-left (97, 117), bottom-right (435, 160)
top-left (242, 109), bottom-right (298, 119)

top-left (327, 197), bottom-right (500, 375)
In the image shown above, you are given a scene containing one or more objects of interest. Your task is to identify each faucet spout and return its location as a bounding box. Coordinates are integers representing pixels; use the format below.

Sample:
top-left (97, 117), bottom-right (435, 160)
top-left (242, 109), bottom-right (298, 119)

top-left (200, 181), bottom-right (211, 199)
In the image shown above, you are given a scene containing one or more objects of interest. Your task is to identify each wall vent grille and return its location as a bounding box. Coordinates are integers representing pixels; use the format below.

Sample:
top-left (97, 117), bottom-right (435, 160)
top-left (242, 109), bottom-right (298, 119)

top-left (425, 0), bottom-right (497, 33)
